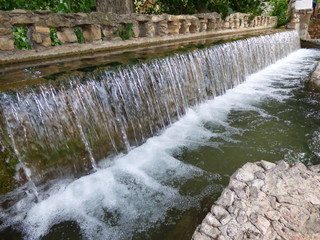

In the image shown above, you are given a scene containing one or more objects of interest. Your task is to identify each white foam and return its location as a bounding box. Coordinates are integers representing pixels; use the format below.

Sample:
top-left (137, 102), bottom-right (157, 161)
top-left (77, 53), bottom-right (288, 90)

top-left (4, 48), bottom-right (320, 239)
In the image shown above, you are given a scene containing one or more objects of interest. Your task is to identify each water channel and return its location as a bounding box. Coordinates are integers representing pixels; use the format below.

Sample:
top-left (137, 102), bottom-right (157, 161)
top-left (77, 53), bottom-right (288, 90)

top-left (0, 31), bottom-right (319, 240)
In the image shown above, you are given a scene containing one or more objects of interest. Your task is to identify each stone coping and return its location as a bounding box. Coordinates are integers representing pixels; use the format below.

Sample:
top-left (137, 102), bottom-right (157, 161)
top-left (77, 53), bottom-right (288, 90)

top-left (192, 160), bottom-right (320, 240)
top-left (0, 27), bottom-right (282, 67)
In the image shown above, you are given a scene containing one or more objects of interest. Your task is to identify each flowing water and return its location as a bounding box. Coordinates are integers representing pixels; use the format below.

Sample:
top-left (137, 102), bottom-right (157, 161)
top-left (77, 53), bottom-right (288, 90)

top-left (0, 31), bottom-right (320, 239)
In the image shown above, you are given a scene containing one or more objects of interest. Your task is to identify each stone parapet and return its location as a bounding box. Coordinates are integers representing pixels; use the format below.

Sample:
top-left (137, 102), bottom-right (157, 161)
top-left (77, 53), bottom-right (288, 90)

top-left (287, 1), bottom-right (313, 39)
top-left (0, 10), bottom-right (277, 51)
top-left (193, 160), bottom-right (320, 240)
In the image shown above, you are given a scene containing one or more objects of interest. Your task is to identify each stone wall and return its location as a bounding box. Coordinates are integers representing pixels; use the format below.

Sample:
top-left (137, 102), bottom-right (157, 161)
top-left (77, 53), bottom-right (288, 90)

top-left (193, 160), bottom-right (320, 240)
top-left (0, 10), bottom-right (277, 51)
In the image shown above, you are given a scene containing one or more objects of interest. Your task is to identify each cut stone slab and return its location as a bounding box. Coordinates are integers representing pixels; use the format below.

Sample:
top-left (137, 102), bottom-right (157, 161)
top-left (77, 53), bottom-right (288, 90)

top-left (192, 160), bottom-right (320, 240)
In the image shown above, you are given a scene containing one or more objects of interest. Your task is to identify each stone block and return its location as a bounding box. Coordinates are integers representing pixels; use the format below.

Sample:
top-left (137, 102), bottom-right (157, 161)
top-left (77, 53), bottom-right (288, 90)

top-left (0, 28), bottom-right (12, 35)
top-left (82, 25), bottom-right (101, 42)
top-left (11, 15), bottom-right (37, 25)
top-left (41, 35), bottom-right (52, 47)
top-left (32, 33), bottom-right (42, 43)
top-left (47, 15), bottom-right (73, 28)
top-left (10, 9), bottom-right (29, 14)
top-left (215, 189), bottom-right (235, 208)
top-left (232, 168), bottom-right (255, 182)
top-left (35, 26), bottom-right (50, 34)
top-left (0, 11), bottom-right (10, 24)
top-left (0, 37), bottom-right (14, 50)
top-left (57, 27), bottom-right (77, 43)
top-left (200, 223), bottom-right (220, 238)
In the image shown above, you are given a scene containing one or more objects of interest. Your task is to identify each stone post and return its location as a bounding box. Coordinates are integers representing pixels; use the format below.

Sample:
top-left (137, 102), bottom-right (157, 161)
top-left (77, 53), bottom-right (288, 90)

top-left (179, 20), bottom-right (191, 34)
top-left (189, 19), bottom-right (200, 33)
top-left (207, 18), bottom-right (216, 31)
top-left (167, 20), bottom-right (181, 35)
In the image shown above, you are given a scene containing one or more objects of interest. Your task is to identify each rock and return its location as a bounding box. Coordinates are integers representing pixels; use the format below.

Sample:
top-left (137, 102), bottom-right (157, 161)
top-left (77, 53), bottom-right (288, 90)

top-left (203, 212), bottom-right (222, 227)
top-left (192, 231), bottom-right (212, 240)
top-left (0, 28), bottom-right (12, 35)
top-left (251, 214), bottom-right (270, 235)
top-left (211, 205), bottom-right (229, 220)
top-left (35, 26), bottom-right (50, 34)
top-left (251, 179), bottom-right (265, 189)
top-left (0, 37), bottom-right (14, 50)
top-left (232, 168), bottom-right (255, 182)
top-left (215, 189), bottom-right (235, 208)
top-left (0, 11), bottom-right (10, 24)
top-left (194, 160), bottom-right (320, 239)
top-left (46, 15), bottom-right (73, 28)
top-left (308, 63), bottom-right (320, 92)
top-left (200, 223), bottom-right (221, 238)
top-left (82, 25), bottom-right (101, 42)
top-left (309, 164), bottom-right (320, 173)
top-left (57, 27), bottom-right (78, 43)
top-left (265, 210), bottom-right (281, 221)
top-left (259, 160), bottom-right (276, 170)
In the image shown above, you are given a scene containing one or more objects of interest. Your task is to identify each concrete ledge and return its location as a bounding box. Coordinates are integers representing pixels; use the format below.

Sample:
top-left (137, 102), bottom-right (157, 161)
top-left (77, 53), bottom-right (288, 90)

top-left (0, 27), bottom-right (281, 66)
top-left (193, 160), bottom-right (320, 240)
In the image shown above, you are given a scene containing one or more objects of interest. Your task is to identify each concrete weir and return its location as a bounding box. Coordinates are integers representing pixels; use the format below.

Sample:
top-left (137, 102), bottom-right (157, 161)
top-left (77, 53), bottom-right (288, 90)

top-left (192, 160), bottom-right (320, 240)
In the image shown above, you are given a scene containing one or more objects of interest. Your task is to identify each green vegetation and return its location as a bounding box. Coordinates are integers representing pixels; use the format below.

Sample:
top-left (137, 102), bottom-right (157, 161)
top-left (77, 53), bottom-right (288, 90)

top-left (50, 28), bottom-right (62, 46)
top-left (134, 0), bottom-right (266, 18)
top-left (116, 23), bottom-right (134, 40)
top-left (74, 27), bottom-right (86, 43)
top-left (0, 0), bottom-right (95, 13)
top-left (1, 0), bottom-right (267, 17)
top-left (268, 0), bottom-right (289, 27)
top-left (13, 26), bottom-right (32, 50)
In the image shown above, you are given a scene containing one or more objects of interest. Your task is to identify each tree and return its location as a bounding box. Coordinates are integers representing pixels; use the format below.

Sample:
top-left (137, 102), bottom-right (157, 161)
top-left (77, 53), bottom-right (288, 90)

top-left (96, 0), bottom-right (134, 14)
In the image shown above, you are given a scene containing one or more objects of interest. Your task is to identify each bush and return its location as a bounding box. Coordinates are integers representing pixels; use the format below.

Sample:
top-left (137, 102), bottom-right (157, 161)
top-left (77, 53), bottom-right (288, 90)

top-left (268, 0), bottom-right (289, 27)
top-left (0, 0), bottom-right (95, 13)
top-left (12, 26), bottom-right (32, 50)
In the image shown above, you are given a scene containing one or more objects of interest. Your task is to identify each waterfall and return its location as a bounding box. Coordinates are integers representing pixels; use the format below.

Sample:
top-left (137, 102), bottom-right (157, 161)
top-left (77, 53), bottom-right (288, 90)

top-left (0, 31), bottom-right (300, 184)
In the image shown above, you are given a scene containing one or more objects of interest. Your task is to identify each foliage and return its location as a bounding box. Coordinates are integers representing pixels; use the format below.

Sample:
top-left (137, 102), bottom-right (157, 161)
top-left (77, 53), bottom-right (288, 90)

top-left (134, 0), bottom-right (162, 14)
top-left (116, 23), bottom-right (134, 40)
top-left (138, 0), bottom-right (264, 18)
top-left (229, 0), bottom-right (264, 16)
top-left (74, 27), bottom-right (86, 43)
top-left (12, 26), bottom-right (32, 50)
top-left (268, 0), bottom-right (289, 27)
top-left (50, 28), bottom-right (62, 46)
top-left (0, 0), bottom-right (95, 13)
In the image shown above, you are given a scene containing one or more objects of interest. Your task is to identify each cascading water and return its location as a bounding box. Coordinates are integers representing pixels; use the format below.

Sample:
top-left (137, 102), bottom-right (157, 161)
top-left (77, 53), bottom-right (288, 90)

top-left (1, 30), bottom-right (319, 240)
top-left (0, 31), bottom-right (300, 184)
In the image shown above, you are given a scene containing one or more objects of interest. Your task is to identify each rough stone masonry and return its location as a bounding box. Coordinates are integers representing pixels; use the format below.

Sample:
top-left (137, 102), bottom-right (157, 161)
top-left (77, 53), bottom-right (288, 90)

top-left (192, 160), bottom-right (320, 240)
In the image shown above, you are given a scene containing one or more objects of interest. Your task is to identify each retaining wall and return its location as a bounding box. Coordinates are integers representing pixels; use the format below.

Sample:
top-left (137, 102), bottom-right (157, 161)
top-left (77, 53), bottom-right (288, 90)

top-left (0, 10), bottom-right (277, 51)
